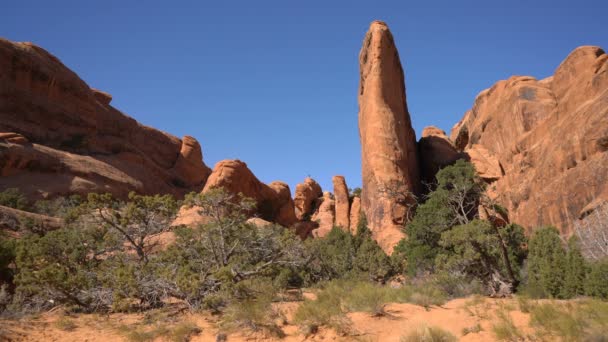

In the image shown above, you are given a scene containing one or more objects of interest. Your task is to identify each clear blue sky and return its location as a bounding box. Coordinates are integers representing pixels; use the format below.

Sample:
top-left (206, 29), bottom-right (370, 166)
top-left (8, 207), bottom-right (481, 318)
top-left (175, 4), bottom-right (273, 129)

top-left (2, 0), bottom-right (607, 193)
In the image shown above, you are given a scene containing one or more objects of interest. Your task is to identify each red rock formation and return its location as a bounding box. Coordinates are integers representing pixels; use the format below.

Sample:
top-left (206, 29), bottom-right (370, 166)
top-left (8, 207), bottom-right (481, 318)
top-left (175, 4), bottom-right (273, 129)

top-left (171, 136), bottom-right (212, 187)
top-left (450, 46), bottom-right (608, 235)
top-left (418, 126), bottom-right (463, 186)
top-left (202, 160), bottom-right (297, 227)
top-left (332, 175), bottom-right (350, 229)
top-left (349, 196), bottom-right (361, 234)
top-left (268, 181), bottom-right (298, 227)
top-left (358, 21), bottom-right (420, 252)
top-left (293, 177), bottom-right (322, 220)
top-left (311, 191), bottom-right (335, 238)
top-left (0, 38), bottom-right (211, 199)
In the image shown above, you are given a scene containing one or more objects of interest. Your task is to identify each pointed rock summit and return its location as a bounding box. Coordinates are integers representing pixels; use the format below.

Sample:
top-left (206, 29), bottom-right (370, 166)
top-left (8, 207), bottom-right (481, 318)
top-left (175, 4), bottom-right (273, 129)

top-left (358, 21), bottom-right (420, 252)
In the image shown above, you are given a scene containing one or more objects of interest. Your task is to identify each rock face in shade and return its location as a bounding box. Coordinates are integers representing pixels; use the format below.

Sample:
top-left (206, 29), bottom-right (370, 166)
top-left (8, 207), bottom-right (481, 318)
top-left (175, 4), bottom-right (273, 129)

top-left (358, 21), bottom-right (420, 252)
top-left (418, 126), bottom-right (464, 186)
top-left (349, 196), bottom-right (361, 234)
top-left (332, 176), bottom-right (350, 229)
top-left (0, 38), bottom-right (211, 199)
top-left (293, 177), bottom-right (323, 220)
top-left (450, 46), bottom-right (608, 235)
top-left (311, 192), bottom-right (335, 238)
top-left (202, 160), bottom-right (297, 227)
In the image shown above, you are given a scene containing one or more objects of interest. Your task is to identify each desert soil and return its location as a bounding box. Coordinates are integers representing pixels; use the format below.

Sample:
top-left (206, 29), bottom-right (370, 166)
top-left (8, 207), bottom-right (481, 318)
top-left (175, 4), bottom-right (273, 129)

top-left (0, 296), bottom-right (532, 341)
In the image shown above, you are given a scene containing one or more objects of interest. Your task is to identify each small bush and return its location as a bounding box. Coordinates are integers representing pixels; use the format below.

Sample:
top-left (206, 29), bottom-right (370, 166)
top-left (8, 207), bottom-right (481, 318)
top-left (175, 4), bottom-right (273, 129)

top-left (169, 321), bottom-right (202, 342)
top-left (492, 309), bottom-right (523, 341)
top-left (408, 286), bottom-right (447, 310)
top-left (400, 325), bottom-right (457, 342)
top-left (342, 281), bottom-right (392, 316)
top-left (462, 295), bottom-right (490, 318)
top-left (461, 323), bottom-right (482, 336)
top-left (293, 281), bottom-right (350, 335)
top-left (219, 297), bottom-right (284, 338)
top-left (54, 317), bottom-right (77, 331)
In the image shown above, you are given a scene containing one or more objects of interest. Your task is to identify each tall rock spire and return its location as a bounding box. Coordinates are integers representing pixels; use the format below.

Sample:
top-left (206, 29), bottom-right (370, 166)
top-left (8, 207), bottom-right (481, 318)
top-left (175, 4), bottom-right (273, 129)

top-left (358, 21), bottom-right (420, 252)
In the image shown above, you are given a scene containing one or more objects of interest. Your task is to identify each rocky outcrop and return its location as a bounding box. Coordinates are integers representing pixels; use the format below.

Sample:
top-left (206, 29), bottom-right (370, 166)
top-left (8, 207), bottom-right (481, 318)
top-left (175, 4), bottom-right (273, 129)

top-left (358, 21), bottom-right (420, 252)
top-left (349, 196), bottom-right (361, 234)
top-left (268, 181), bottom-right (298, 227)
top-left (0, 38), bottom-right (211, 200)
top-left (332, 176), bottom-right (350, 229)
top-left (418, 126), bottom-right (463, 186)
top-left (202, 160), bottom-right (297, 227)
top-left (0, 205), bottom-right (63, 233)
top-left (294, 177), bottom-right (323, 220)
top-left (450, 46), bottom-right (608, 235)
top-left (311, 192), bottom-right (335, 238)
top-left (171, 136), bottom-right (212, 187)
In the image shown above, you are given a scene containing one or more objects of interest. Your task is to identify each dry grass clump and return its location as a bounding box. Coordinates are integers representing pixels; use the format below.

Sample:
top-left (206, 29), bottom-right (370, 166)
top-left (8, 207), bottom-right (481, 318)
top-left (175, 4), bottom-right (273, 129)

top-left (117, 320), bottom-right (201, 342)
top-left (530, 299), bottom-right (608, 341)
top-left (461, 323), bottom-right (482, 336)
top-left (54, 317), bottom-right (77, 331)
top-left (492, 309), bottom-right (524, 341)
top-left (400, 325), bottom-right (457, 342)
top-left (219, 297), bottom-right (285, 338)
top-left (293, 281), bottom-right (351, 335)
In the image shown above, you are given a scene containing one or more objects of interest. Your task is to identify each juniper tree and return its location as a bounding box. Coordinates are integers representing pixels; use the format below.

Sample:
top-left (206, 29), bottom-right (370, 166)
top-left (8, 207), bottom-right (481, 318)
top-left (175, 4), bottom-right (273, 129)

top-left (562, 236), bottom-right (587, 298)
top-left (525, 226), bottom-right (567, 298)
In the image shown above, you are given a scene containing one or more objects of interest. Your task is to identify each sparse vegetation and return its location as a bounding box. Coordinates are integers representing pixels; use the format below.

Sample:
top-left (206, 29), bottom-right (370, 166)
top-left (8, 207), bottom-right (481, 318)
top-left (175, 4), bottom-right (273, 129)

top-left (54, 317), bottom-right (77, 331)
top-left (0, 188), bottom-right (29, 210)
top-left (492, 309), bottom-right (524, 341)
top-left (461, 323), bottom-right (482, 336)
top-left (400, 325), bottom-right (457, 342)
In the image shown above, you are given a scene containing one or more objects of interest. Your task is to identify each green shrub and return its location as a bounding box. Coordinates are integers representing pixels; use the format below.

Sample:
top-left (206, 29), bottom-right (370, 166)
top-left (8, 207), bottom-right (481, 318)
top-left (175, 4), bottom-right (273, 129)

top-left (303, 216), bottom-right (393, 283)
top-left (530, 299), bottom-right (608, 341)
top-left (13, 226), bottom-right (109, 312)
top-left (0, 188), bottom-right (28, 210)
top-left (396, 160), bottom-right (485, 276)
top-left (562, 236), bottom-right (587, 298)
top-left (585, 259), bottom-right (608, 299)
top-left (400, 325), bottom-right (457, 342)
top-left (524, 226), bottom-right (567, 298)
top-left (219, 296), bottom-right (284, 338)
top-left (408, 286), bottom-right (447, 310)
top-left (342, 281), bottom-right (393, 316)
top-left (293, 281), bottom-right (350, 335)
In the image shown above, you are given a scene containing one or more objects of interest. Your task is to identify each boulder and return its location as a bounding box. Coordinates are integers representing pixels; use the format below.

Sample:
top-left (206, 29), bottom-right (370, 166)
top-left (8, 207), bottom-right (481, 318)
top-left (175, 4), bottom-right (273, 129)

top-left (358, 21), bottom-right (420, 252)
top-left (311, 192), bottom-right (335, 238)
top-left (171, 135), bottom-right (212, 187)
top-left (203, 160), bottom-right (296, 226)
top-left (293, 177), bottom-right (322, 220)
top-left (268, 181), bottom-right (298, 227)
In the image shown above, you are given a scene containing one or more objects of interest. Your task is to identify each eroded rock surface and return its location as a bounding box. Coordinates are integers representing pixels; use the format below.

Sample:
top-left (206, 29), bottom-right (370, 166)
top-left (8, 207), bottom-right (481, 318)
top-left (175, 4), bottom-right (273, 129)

top-left (358, 21), bottom-right (420, 252)
top-left (332, 176), bottom-right (350, 230)
top-left (450, 46), bottom-right (608, 234)
top-left (0, 38), bottom-right (211, 199)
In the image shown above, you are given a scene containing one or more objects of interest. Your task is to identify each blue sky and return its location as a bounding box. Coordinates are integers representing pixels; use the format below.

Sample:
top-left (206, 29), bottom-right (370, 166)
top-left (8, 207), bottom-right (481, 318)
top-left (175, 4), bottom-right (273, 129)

top-left (2, 0), bottom-right (607, 193)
